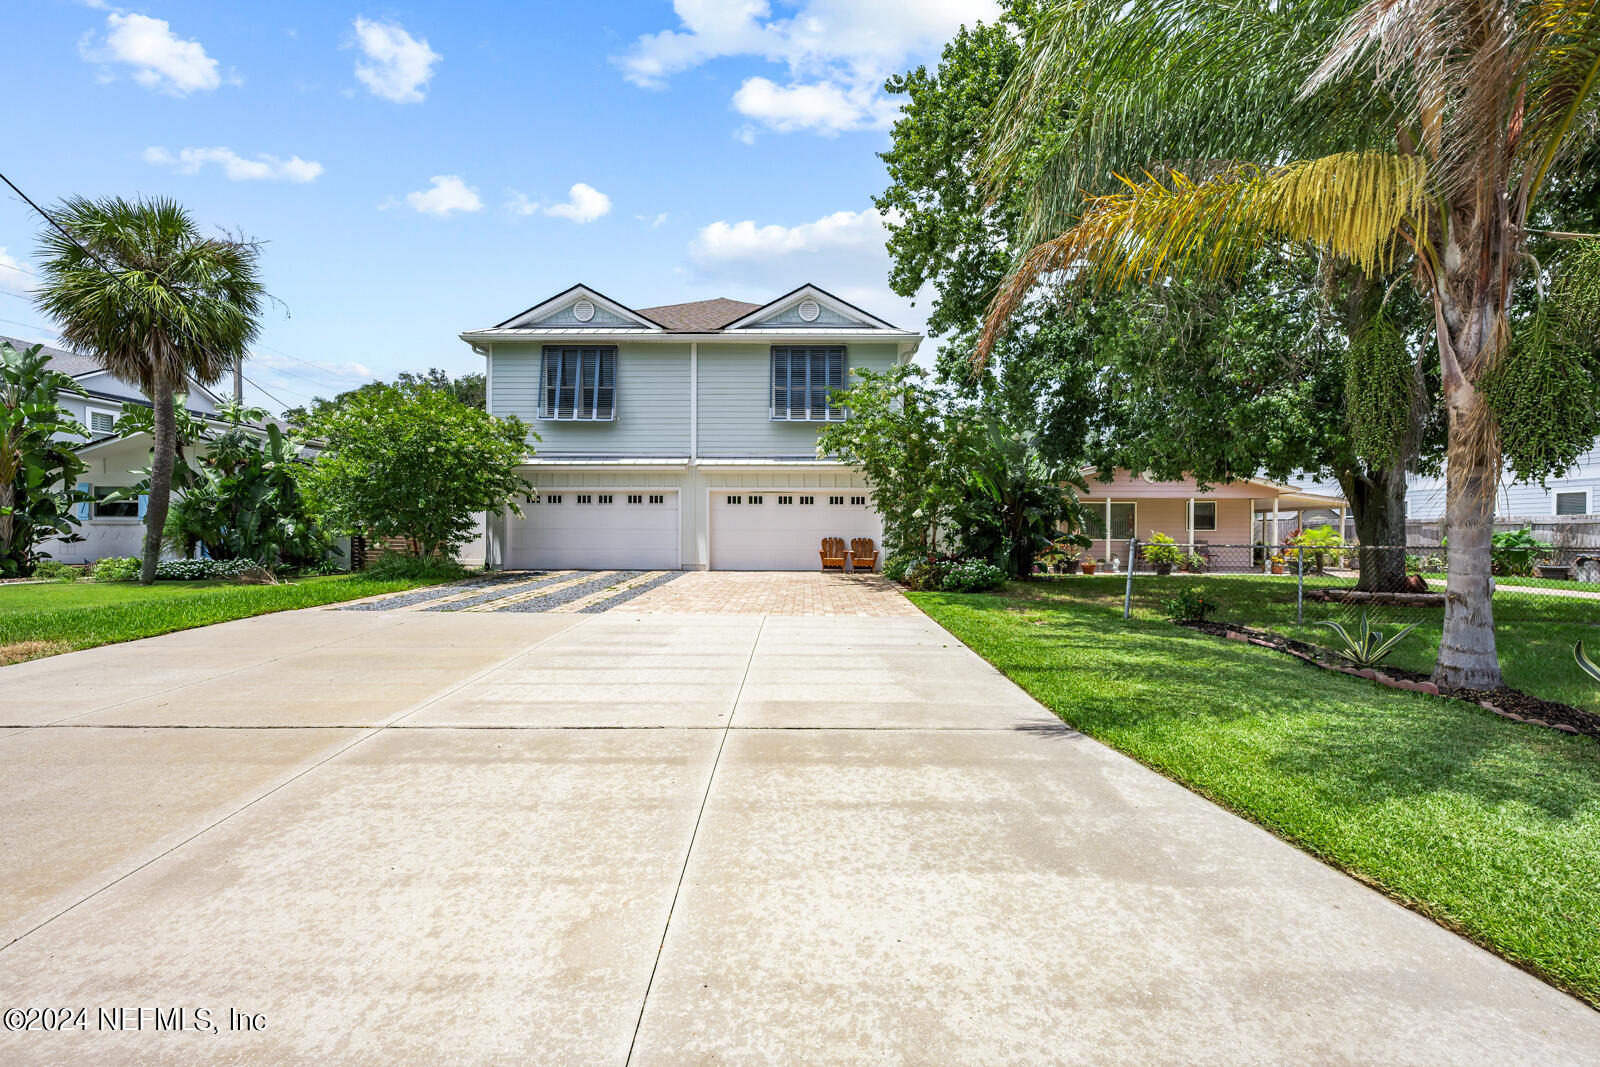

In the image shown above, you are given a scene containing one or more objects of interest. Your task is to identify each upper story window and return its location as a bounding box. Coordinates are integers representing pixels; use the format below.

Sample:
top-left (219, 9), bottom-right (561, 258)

top-left (88, 410), bottom-right (116, 435)
top-left (771, 346), bottom-right (845, 421)
top-left (540, 346), bottom-right (616, 420)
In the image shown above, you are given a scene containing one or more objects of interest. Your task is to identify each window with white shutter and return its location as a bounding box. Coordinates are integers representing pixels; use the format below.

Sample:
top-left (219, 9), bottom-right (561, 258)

top-left (770, 346), bottom-right (846, 421)
top-left (540, 346), bottom-right (617, 420)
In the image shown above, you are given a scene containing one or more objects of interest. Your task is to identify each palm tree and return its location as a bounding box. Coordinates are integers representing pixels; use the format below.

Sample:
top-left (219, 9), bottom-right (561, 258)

top-left (980, 0), bottom-right (1600, 688)
top-left (34, 196), bottom-right (263, 585)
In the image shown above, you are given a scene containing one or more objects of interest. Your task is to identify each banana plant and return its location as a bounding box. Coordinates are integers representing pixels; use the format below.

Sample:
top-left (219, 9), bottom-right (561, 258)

top-left (1578, 642), bottom-right (1600, 684)
top-left (0, 341), bottom-right (91, 576)
top-left (1315, 611), bottom-right (1420, 669)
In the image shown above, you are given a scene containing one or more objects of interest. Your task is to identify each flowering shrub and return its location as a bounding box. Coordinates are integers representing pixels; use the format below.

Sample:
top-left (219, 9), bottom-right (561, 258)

top-left (940, 558), bottom-right (1007, 593)
top-left (154, 558), bottom-right (261, 581)
top-left (1163, 588), bottom-right (1219, 623)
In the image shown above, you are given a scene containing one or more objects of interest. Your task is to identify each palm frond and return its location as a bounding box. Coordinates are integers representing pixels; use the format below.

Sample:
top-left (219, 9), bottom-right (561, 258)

top-left (978, 151), bottom-right (1425, 364)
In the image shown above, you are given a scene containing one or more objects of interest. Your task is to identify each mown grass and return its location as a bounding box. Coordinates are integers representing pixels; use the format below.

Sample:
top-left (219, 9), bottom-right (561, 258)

top-left (911, 579), bottom-right (1600, 1006)
top-left (0, 574), bottom-right (453, 663)
top-left (1088, 572), bottom-right (1599, 711)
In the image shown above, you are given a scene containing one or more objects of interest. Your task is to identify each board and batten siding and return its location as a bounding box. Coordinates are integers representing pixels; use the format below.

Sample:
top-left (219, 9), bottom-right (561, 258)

top-left (489, 342), bottom-right (691, 456)
top-left (696, 341), bottom-right (899, 457)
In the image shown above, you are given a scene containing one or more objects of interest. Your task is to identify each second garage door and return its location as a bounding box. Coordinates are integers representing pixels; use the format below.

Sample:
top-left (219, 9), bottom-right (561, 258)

top-left (709, 491), bottom-right (881, 570)
top-left (505, 490), bottom-right (679, 570)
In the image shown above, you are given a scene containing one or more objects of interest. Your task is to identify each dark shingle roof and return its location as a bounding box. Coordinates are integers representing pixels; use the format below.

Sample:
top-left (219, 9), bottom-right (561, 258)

top-left (635, 297), bottom-right (761, 332)
top-left (0, 334), bottom-right (105, 377)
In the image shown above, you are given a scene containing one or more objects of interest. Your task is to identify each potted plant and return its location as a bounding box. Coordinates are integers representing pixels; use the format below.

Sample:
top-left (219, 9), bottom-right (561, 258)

top-left (1081, 557), bottom-right (1098, 575)
top-left (1270, 554), bottom-right (1286, 575)
top-left (1142, 532), bottom-right (1184, 575)
top-left (1181, 551), bottom-right (1205, 573)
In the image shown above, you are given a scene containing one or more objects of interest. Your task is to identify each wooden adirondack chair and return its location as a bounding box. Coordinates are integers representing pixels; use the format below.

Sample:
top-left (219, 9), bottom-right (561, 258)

top-left (850, 538), bottom-right (879, 572)
top-left (820, 537), bottom-right (848, 571)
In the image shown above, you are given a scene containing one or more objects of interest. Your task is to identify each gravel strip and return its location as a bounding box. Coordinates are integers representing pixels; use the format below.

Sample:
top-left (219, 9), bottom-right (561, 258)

top-left (337, 570), bottom-right (552, 611)
top-left (579, 570), bottom-right (684, 613)
top-left (424, 570), bottom-right (593, 612)
top-left (489, 570), bottom-right (652, 613)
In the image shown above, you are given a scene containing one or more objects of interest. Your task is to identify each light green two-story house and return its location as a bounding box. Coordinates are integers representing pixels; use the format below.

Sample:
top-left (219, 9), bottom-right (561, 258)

top-left (460, 284), bottom-right (921, 570)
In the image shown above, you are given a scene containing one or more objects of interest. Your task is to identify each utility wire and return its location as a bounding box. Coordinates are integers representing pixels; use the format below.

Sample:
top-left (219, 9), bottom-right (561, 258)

top-left (0, 168), bottom-right (335, 414)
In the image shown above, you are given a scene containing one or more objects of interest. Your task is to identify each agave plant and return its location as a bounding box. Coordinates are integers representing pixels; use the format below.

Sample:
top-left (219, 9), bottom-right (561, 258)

top-left (1316, 611), bottom-right (1419, 669)
top-left (1578, 642), bottom-right (1600, 684)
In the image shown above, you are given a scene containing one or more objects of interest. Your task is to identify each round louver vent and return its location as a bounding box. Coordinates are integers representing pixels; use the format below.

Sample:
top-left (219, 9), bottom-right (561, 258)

top-left (573, 299), bottom-right (595, 322)
top-left (797, 298), bottom-right (820, 322)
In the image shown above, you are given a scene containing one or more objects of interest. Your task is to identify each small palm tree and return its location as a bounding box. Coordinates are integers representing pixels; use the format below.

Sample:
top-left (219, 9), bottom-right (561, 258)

top-left (34, 196), bottom-right (263, 584)
top-left (980, 0), bottom-right (1600, 688)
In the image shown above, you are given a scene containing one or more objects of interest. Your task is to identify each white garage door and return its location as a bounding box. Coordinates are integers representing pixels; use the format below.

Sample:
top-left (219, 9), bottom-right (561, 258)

top-left (505, 490), bottom-right (679, 570)
top-left (710, 490), bottom-right (882, 570)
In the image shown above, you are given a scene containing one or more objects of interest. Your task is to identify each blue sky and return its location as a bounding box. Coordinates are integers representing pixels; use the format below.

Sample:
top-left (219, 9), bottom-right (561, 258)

top-left (0, 0), bottom-right (996, 412)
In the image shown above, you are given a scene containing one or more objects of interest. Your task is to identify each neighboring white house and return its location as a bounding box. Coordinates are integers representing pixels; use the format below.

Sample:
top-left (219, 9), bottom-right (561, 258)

top-left (2, 333), bottom-right (233, 564)
top-left (1403, 445), bottom-right (1600, 520)
top-left (461, 283), bottom-right (922, 570)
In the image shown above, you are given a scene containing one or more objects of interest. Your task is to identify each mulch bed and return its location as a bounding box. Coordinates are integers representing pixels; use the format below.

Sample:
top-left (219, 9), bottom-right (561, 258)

top-left (1182, 619), bottom-right (1600, 741)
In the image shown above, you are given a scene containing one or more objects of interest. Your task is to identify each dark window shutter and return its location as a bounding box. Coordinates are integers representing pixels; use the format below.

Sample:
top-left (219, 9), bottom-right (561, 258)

top-left (826, 347), bottom-right (845, 419)
top-left (597, 349), bottom-right (615, 418)
top-left (772, 348), bottom-right (789, 416)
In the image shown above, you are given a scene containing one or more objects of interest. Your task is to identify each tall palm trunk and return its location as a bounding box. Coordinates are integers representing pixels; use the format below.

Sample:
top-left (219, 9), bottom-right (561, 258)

top-left (1433, 282), bottom-right (1505, 689)
top-left (1345, 462), bottom-right (1408, 591)
top-left (141, 374), bottom-right (176, 585)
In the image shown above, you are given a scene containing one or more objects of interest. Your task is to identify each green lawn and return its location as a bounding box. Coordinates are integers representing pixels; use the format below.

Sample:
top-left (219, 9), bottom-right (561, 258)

top-left (0, 573), bottom-right (453, 663)
top-left (911, 579), bottom-right (1600, 1006)
top-left (1104, 572), bottom-right (1599, 712)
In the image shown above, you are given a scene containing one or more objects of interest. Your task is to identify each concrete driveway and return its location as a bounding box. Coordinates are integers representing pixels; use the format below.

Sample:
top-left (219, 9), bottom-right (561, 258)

top-left (0, 602), bottom-right (1596, 1063)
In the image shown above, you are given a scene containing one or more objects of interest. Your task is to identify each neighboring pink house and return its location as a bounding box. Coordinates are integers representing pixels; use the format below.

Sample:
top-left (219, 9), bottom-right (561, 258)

top-left (1078, 469), bottom-right (1349, 566)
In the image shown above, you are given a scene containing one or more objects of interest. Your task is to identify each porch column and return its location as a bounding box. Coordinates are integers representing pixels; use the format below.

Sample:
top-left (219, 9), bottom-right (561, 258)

top-left (1271, 498), bottom-right (1280, 549)
top-left (1186, 497), bottom-right (1195, 551)
top-left (1339, 504), bottom-right (1348, 542)
top-left (1104, 498), bottom-right (1112, 562)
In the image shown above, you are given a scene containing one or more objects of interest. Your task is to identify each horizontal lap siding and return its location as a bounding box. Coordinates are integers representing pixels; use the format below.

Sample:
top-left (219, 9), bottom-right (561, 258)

top-left (489, 342), bottom-right (690, 455)
top-left (1081, 497), bottom-right (1252, 561)
top-left (697, 342), bottom-right (899, 457)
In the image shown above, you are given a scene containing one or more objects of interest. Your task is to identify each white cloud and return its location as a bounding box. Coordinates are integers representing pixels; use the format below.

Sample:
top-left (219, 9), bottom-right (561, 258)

top-left (144, 146), bottom-right (323, 183)
top-left (637, 212), bottom-right (670, 228)
top-left (251, 351), bottom-right (372, 383)
top-left (0, 248), bottom-right (38, 297)
top-left (82, 12), bottom-right (226, 95)
top-left (731, 76), bottom-right (896, 134)
top-left (686, 208), bottom-right (922, 329)
top-left (544, 183), bottom-right (612, 224)
top-left (351, 17), bottom-right (440, 103)
top-left (399, 175), bottom-right (484, 216)
top-left (617, 0), bottom-right (997, 134)
top-left (506, 192), bottom-right (541, 216)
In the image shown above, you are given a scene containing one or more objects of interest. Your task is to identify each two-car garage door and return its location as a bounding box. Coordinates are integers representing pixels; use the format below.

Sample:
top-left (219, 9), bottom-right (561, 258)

top-left (710, 491), bottom-right (880, 570)
top-left (504, 491), bottom-right (679, 570)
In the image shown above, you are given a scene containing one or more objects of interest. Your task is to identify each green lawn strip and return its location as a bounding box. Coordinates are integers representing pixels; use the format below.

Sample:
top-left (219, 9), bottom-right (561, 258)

top-left (0, 575), bottom-right (452, 659)
top-left (910, 583), bottom-right (1600, 1006)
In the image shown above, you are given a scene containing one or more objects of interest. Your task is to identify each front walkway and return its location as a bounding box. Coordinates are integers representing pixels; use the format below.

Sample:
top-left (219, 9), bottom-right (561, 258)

top-left (622, 569), bottom-right (921, 615)
top-left (0, 607), bottom-right (1595, 1062)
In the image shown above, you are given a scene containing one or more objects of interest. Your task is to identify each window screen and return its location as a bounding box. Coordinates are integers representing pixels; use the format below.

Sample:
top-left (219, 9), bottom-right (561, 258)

top-left (771, 346), bottom-right (846, 420)
top-left (1556, 490), bottom-right (1589, 515)
top-left (540, 347), bottom-right (616, 419)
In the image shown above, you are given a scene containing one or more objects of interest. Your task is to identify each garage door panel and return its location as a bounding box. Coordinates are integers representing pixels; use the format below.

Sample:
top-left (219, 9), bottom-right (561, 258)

top-left (709, 493), bottom-right (881, 571)
top-left (506, 493), bottom-right (679, 570)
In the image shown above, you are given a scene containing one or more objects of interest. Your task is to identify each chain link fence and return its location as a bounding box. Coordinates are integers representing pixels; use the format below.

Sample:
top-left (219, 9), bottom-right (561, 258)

top-left (1078, 539), bottom-right (1600, 714)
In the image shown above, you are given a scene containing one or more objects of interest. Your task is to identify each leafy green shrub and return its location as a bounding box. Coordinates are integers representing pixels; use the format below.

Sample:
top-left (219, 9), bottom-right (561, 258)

top-left (940, 558), bottom-right (1006, 592)
top-left (1315, 611), bottom-right (1420, 669)
top-left (32, 559), bottom-right (79, 582)
top-left (363, 553), bottom-right (468, 582)
top-left (154, 558), bottom-right (260, 581)
top-left (1163, 588), bottom-right (1218, 623)
top-left (91, 557), bottom-right (140, 582)
top-left (1180, 552), bottom-right (1205, 573)
top-left (883, 554), bottom-right (914, 584)
top-left (1142, 532), bottom-right (1184, 567)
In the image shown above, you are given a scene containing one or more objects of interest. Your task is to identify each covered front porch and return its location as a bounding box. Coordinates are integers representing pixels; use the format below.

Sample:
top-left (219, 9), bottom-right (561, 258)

top-left (1076, 471), bottom-right (1349, 571)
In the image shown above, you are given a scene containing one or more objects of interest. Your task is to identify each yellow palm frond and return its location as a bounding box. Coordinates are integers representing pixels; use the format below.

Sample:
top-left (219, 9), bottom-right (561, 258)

top-left (976, 151), bottom-right (1426, 365)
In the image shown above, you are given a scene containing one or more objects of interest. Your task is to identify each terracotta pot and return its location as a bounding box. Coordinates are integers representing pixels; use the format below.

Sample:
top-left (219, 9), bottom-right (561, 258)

top-left (1271, 564), bottom-right (1285, 575)
top-left (1081, 561), bottom-right (1097, 575)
